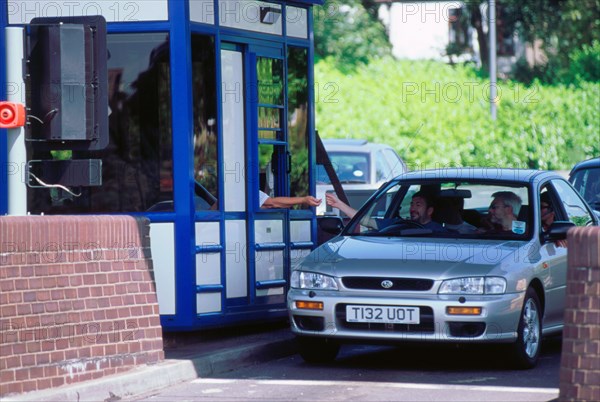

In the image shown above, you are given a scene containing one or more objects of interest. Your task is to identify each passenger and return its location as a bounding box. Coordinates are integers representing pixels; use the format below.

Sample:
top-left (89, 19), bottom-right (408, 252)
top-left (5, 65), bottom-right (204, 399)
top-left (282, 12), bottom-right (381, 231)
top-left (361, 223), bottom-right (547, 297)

top-left (259, 190), bottom-right (321, 209)
top-left (540, 192), bottom-right (567, 247)
top-left (436, 197), bottom-right (477, 234)
top-left (483, 191), bottom-right (522, 233)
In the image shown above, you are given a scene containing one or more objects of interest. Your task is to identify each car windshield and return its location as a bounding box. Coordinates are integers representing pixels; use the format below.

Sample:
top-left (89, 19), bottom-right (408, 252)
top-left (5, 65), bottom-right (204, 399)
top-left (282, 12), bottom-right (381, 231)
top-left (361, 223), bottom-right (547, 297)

top-left (344, 180), bottom-right (532, 240)
top-left (316, 152), bottom-right (370, 184)
top-left (570, 167), bottom-right (600, 210)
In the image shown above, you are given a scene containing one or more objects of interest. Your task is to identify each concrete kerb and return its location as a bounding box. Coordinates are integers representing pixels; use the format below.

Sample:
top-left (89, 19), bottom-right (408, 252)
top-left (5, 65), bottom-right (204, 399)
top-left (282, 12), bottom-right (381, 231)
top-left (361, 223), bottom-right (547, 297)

top-left (4, 334), bottom-right (298, 402)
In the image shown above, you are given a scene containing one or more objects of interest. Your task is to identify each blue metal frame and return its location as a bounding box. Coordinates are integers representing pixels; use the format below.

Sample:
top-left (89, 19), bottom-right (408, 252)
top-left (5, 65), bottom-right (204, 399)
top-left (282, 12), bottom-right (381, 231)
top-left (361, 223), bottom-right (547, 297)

top-left (1, 0), bottom-right (8, 215)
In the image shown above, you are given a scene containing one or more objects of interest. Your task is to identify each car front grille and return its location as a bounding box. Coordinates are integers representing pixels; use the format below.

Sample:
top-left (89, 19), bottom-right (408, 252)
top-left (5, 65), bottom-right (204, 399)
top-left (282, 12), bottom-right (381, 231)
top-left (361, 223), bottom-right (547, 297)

top-left (335, 304), bottom-right (435, 334)
top-left (341, 276), bottom-right (434, 291)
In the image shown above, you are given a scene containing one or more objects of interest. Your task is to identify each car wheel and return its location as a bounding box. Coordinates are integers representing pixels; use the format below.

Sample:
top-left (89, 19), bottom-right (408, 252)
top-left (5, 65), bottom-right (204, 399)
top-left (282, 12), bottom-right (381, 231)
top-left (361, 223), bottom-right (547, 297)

top-left (296, 336), bottom-right (340, 363)
top-left (511, 288), bottom-right (542, 369)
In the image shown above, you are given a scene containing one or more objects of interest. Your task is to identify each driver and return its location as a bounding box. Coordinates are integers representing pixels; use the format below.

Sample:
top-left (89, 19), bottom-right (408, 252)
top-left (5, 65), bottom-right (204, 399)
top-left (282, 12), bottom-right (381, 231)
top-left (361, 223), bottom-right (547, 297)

top-left (407, 191), bottom-right (447, 233)
top-left (326, 191), bottom-right (447, 233)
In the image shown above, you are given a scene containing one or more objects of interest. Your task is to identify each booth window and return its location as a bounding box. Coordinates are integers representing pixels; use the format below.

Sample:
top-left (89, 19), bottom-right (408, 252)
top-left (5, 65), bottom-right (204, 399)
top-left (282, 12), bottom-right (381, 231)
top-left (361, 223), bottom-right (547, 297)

top-left (257, 56), bottom-right (286, 202)
top-left (28, 33), bottom-right (174, 214)
top-left (287, 47), bottom-right (309, 204)
top-left (191, 35), bottom-right (218, 210)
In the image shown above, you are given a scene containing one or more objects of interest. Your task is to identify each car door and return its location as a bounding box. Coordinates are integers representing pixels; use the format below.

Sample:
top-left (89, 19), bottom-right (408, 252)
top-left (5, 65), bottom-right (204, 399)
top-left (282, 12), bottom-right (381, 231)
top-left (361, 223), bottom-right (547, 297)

top-left (539, 179), bottom-right (596, 328)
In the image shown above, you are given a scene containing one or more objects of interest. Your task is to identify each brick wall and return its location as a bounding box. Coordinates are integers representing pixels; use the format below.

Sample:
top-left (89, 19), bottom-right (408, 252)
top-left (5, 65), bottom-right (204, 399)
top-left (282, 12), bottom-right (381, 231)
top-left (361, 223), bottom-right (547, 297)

top-left (559, 226), bottom-right (600, 402)
top-left (0, 216), bottom-right (164, 397)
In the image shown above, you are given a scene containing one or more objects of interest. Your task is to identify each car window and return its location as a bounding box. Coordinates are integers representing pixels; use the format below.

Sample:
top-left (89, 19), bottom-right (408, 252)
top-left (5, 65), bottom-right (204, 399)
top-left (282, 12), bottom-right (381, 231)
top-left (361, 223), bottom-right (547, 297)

top-left (551, 179), bottom-right (594, 226)
top-left (346, 181), bottom-right (532, 239)
top-left (375, 151), bottom-right (390, 182)
top-left (569, 167), bottom-right (600, 210)
top-left (383, 149), bottom-right (405, 177)
top-left (317, 152), bottom-right (370, 184)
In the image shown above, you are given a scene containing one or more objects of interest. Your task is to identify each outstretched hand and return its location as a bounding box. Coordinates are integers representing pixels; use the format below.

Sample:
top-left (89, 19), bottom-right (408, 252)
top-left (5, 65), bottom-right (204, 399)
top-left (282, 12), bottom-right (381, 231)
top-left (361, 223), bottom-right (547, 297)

top-left (304, 196), bottom-right (322, 207)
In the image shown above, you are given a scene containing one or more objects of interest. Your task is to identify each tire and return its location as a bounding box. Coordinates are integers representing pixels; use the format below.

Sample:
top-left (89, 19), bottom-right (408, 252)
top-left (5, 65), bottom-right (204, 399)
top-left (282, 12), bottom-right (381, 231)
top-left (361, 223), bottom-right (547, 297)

top-left (296, 336), bottom-right (340, 364)
top-left (511, 288), bottom-right (542, 369)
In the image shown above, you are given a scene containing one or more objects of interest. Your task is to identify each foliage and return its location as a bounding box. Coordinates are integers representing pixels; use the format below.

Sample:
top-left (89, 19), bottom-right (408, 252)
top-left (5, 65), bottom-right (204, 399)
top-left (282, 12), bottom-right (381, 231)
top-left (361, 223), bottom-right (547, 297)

top-left (464, 0), bottom-right (600, 83)
top-left (313, 0), bottom-right (391, 72)
top-left (315, 58), bottom-right (600, 170)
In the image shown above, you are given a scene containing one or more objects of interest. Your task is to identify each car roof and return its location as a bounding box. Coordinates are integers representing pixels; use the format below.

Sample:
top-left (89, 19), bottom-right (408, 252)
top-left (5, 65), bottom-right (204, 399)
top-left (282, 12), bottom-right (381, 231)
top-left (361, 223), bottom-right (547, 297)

top-left (395, 168), bottom-right (563, 185)
top-left (569, 157), bottom-right (600, 176)
top-left (322, 138), bottom-right (394, 153)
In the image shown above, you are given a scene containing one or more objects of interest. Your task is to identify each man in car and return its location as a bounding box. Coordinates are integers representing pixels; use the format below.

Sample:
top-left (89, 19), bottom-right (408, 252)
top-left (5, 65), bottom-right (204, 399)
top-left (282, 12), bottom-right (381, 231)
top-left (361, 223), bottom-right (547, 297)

top-left (408, 191), bottom-right (447, 232)
top-left (326, 191), bottom-right (447, 232)
top-left (483, 191), bottom-right (522, 233)
top-left (540, 192), bottom-right (567, 247)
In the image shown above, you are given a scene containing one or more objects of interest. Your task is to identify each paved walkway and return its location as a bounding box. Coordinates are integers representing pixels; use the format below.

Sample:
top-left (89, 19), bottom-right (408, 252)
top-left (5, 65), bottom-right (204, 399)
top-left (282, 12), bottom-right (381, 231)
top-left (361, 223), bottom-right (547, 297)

top-left (5, 322), bottom-right (297, 402)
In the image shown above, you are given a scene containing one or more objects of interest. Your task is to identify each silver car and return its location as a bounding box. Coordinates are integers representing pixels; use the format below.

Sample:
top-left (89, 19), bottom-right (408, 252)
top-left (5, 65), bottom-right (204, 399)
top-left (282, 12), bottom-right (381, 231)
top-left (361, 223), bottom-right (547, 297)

top-left (288, 168), bottom-right (598, 368)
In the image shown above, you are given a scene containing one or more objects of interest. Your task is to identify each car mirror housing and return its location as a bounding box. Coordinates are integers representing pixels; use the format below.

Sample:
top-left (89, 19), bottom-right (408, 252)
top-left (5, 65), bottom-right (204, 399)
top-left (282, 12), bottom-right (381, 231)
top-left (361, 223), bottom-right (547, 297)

top-left (544, 221), bottom-right (575, 241)
top-left (318, 216), bottom-right (344, 235)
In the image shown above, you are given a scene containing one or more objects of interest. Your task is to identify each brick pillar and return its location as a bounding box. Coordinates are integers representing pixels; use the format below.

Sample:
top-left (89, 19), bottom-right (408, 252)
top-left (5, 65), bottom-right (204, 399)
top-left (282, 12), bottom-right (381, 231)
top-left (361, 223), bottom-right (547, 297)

top-left (559, 227), bottom-right (600, 402)
top-left (0, 216), bottom-right (164, 397)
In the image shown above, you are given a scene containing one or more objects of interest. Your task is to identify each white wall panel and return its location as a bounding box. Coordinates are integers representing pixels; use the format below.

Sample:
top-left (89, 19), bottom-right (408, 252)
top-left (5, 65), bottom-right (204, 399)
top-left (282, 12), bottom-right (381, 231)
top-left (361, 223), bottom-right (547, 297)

top-left (197, 293), bottom-right (221, 314)
top-left (8, 0), bottom-right (168, 24)
top-left (290, 220), bottom-right (311, 243)
top-left (190, 0), bottom-right (215, 24)
top-left (221, 49), bottom-right (247, 212)
top-left (254, 220), bottom-right (283, 244)
top-left (219, 0), bottom-right (282, 36)
top-left (286, 6), bottom-right (308, 39)
top-left (150, 223), bottom-right (175, 315)
top-left (255, 250), bottom-right (284, 297)
top-left (225, 220), bottom-right (248, 298)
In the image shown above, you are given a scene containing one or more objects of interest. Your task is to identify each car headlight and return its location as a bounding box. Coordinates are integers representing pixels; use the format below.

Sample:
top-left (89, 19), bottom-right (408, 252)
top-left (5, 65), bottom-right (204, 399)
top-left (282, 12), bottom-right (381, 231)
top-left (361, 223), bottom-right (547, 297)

top-left (438, 277), bottom-right (507, 295)
top-left (290, 271), bottom-right (338, 290)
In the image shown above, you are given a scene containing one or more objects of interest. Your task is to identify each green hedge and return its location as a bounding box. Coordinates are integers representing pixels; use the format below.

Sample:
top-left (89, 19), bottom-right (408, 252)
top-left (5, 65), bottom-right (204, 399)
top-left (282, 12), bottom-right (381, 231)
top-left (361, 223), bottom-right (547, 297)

top-left (315, 58), bottom-right (599, 170)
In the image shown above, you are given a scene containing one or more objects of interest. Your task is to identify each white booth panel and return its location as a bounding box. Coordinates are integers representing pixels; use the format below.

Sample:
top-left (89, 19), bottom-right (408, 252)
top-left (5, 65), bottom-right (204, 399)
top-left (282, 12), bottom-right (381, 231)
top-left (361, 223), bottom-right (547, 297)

top-left (197, 293), bottom-right (222, 314)
top-left (196, 221), bottom-right (220, 245)
top-left (255, 220), bottom-right (283, 244)
top-left (286, 6), bottom-right (308, 39)
top-left (190, 0), bottom-right (215, 24)
top-left (225, 220), bottom-right (248, 298)
top-left (195, 222), bottom-right (221, 285)
top-left (196, 253), bottom-right (221, 286)
top-left (290, 220), bottom-right (311, 242)
top-left (257, 287), bottom-right (284, 297)
top-left (219, 0), bottom-right (282, 36)
top-left (221, 49), bottom-right (247, 212)
top-left (255, 250), bottom-right (284, 297)
top-left (8, 0), bottom-right (168, 24)
top-left (149, 223), bottom-right (176, 315)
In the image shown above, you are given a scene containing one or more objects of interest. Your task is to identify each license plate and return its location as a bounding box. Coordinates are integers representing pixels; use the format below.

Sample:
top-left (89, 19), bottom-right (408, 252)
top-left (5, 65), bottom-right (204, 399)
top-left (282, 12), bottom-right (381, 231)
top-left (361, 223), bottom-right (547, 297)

top-left (346, 305), bottom-right (420, 324)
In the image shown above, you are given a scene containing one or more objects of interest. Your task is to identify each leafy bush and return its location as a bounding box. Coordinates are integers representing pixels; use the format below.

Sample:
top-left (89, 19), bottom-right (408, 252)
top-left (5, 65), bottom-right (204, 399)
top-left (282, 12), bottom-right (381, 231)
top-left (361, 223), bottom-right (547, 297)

top-left (316, 58), bottom-right (599, 170)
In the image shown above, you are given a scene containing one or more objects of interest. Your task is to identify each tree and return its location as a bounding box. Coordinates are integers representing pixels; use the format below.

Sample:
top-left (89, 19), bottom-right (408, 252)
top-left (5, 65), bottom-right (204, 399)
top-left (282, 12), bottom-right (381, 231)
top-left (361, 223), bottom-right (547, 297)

top-left (313, 0), bottom-right (391, 71)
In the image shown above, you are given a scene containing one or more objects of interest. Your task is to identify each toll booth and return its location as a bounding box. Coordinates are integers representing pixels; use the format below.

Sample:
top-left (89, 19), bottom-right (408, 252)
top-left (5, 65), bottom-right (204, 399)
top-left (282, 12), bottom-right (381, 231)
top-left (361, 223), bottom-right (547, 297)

top-left (0, 0), bottom-right (324, 330)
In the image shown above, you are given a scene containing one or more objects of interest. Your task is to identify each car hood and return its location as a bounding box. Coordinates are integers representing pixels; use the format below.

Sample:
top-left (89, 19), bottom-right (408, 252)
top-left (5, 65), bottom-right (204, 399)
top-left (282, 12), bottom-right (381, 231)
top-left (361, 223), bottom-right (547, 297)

top-left (299, 235), bottom-right (534, 280)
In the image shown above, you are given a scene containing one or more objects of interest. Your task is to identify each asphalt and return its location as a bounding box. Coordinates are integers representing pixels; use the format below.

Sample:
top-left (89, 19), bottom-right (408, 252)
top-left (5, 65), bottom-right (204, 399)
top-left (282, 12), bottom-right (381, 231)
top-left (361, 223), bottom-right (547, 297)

top-left (5, 321), bottom-right (297, 402)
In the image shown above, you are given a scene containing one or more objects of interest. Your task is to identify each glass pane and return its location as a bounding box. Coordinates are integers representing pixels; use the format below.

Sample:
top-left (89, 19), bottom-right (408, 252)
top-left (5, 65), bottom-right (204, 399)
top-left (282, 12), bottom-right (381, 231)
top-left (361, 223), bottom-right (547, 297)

top-left (259, 130), bottom-right (278, 140)
top-left (258, 106), bottom-right (281, 129)
top-left (257, 57), bottom-right (283, 105)
top-left (28, 33), bottom-right (173, 214)
top-left (259, 144), bottom-right (277, 198)
top-left (287, 47), bottom-right (309, 202)
top-left (551, 179), bottom-right (594, 226)
top-left (192, 35), bottom-right (218, 210)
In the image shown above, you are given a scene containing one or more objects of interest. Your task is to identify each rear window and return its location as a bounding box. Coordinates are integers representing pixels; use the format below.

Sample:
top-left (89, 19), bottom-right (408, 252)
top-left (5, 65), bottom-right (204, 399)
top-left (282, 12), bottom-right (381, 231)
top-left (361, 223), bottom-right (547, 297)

top-left (316, 152), bottom-right (370, 184)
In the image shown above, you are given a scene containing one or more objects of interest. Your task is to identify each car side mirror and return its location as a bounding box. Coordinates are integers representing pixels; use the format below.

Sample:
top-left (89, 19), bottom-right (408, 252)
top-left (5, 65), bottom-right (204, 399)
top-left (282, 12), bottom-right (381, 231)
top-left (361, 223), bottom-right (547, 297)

top-left (543, 221), bottom-right (575, 242)
top-left (318, 216), bottom-right (344, 235)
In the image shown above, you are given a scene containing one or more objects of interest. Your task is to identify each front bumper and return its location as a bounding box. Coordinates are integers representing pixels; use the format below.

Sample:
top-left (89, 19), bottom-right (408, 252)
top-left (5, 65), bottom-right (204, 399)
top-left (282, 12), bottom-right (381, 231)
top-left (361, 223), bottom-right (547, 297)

top-left (287, 289), bottom-right (525, 343)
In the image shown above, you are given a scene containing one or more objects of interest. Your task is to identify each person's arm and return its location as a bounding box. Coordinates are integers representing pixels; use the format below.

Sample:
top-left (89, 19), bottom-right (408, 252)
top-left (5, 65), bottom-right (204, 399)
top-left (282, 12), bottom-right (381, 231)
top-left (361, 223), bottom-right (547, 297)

top-left (326, 193), bottom-right (357, 218)
top-left (261, 195), bottom-right (321, 209)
